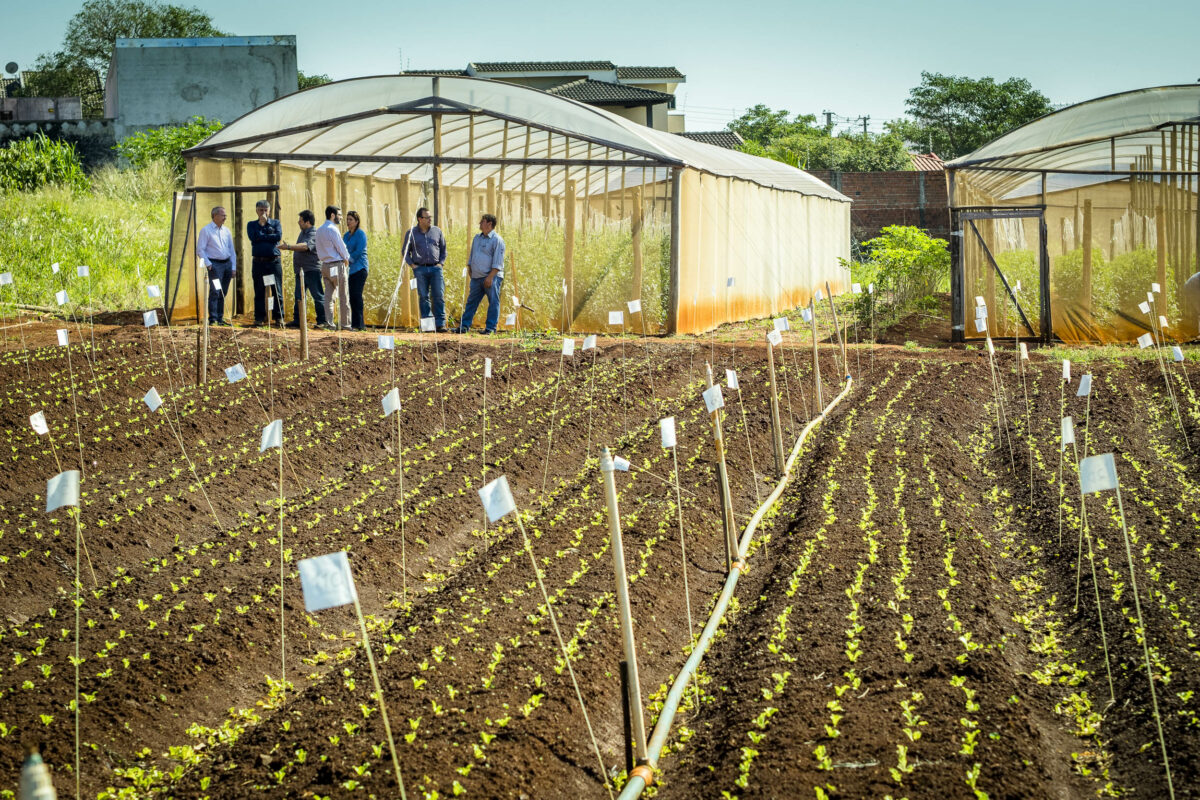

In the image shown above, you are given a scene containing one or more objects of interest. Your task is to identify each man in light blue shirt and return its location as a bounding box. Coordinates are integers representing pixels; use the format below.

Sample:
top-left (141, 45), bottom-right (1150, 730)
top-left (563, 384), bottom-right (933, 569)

top-left (196, 206), bottom-right (236, 325)
top-left (457, 214), bottom-right (505, 334)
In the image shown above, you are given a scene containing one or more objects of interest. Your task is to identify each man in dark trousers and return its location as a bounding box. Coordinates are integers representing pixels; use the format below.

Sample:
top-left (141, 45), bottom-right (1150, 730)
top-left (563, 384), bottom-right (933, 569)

top-left (247, 199), bottom-right (286, 327)
top-left (404, 207), bottom-right (449, 332)
top-left (281, 210), bottom-right (330, 330)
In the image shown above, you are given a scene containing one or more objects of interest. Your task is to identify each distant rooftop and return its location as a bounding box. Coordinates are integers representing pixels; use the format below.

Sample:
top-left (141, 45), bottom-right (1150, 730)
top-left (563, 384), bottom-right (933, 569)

top-left (616, 66), bottom-right (685, 80)
top-left (401, 69), bottom-right (468, 76)
top-left (547, 78), bottom-right (675, 105)
top-left (676, 131), bottom-right (744, 150)
top-left (908, 152), bottom-right (945, 171)
top-left (470, 61), bottom-right (616, 73)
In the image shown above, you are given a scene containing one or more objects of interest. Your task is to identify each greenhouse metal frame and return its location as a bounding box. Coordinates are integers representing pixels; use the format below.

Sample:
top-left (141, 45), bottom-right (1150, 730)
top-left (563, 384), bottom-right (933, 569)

top-left (168, 75), bottom-right (850, 334)
top-left (947, 85), bottom-right (1200, 344)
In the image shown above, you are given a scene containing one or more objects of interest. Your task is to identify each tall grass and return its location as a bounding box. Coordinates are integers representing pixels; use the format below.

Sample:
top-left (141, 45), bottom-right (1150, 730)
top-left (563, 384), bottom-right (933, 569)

top-left (0, 162), bottom-right (175, 311)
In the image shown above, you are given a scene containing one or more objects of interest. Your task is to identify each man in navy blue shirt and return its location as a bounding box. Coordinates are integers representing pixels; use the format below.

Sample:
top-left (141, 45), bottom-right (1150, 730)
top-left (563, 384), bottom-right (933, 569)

top-left (404, 207), bottom-right (449, 332)
top-left (247, 199), bottom-right (285, 327)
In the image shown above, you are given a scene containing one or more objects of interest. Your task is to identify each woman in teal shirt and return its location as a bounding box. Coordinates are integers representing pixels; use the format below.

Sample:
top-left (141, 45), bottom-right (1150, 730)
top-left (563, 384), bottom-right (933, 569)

top-left (343, 210), bottom-right (369, 330)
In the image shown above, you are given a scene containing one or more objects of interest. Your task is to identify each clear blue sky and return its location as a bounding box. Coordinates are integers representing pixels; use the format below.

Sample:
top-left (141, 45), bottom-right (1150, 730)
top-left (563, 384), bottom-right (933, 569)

top-left (4, 0), bottom-right (1197, 134)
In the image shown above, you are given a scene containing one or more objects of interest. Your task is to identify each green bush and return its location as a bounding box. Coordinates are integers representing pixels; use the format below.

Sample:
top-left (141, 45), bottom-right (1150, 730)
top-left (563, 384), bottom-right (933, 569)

top-left (0, 132), bottom-right (88, 193)
top-left (847, 225), bottom-right (949, 329)
top-left (115, 116), bottom-right (224, 179)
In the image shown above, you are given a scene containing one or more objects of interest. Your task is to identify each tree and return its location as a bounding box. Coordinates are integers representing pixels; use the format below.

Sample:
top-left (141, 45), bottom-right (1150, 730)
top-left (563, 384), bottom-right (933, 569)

top-left (888, 71), bottom-right (1053, 159)
top-left (731, 106), bottom-right (910, 172)
top-left (56, 0), bottom-right (227, 76)
top-left (298, 71), bottom-right (332, 91)
top-left (115, 115), bottom-right (224, 180)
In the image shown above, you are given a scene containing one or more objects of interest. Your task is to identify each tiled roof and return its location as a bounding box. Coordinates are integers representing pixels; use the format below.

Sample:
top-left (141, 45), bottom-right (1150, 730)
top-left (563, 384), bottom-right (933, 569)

top-left (1, 77), bottom-right (19, 97)
top-left (470, 61), bottom-right (615, 73)
top-left (676, 131), bottom-right (744, 150)
top-left (908, 152), bottom-right (945, 171)
top-left (401, 69), bottom-right (467, 76)
top-left (546, 78), bottom-right (674, 105)
top-left (616, 67), bottom-right (685, 81)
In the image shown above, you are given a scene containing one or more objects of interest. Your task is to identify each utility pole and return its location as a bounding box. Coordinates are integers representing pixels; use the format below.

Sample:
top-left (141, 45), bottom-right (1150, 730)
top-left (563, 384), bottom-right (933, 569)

top-left (822, 110), bottom-right (834, 130)
top-left (859, 115), bottom-right (870, 135)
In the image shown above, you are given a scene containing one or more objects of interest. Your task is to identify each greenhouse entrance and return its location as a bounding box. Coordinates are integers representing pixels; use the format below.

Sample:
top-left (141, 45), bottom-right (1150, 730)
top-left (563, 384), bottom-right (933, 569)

top-left (955, 206), bottom-right (1047, 342)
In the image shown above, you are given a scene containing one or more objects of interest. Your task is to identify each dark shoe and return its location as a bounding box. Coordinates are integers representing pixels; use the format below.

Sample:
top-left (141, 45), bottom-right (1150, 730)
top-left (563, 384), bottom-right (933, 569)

top-left (251, 321), bottom-right (266, 328)
top-left (436, 327), bottom-right (450, 334)
top-left (215, 320), bottom-right (232, 327)
top-left (318, 323), bottom-right (336, 331)
top-left (482, 329), bottom-right (494, 335)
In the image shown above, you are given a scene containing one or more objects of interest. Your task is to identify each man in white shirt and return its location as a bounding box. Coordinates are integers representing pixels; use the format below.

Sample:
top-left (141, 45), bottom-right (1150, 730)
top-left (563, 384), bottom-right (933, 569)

top-left (196, 206), bottom-right (237, 325)
top-left (314, 205), bottom-right (352, 330)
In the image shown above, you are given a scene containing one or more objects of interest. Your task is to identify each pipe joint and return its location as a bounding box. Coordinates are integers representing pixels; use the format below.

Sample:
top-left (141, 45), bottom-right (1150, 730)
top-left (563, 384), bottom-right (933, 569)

top-left (630, 764), bottom-right (655, 786)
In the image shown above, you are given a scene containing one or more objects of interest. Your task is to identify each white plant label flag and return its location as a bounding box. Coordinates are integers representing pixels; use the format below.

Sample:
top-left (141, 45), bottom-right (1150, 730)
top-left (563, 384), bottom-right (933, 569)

top-left (225, 363), bottom-right (247, 383)
top-left (1146, 291), bottom-right (1154, 304)
top-left (660, 416), bottom-right (676, 448)
top-left (1062, 360), bottom-right (1071, 382)
top-left (1138, 301), bottom-right (1151, 314)
top-left (382, 388), bottom-right (400, 417)
top-left (512, 295), bottom-right (520, 306)
top-left (329, 265), bottom-right (339, 277)
top-left (767, 329), bottom-right (782, 347)
top-left (851, 283), bottom-right (862, 294)
top-left (46, 470), bottom-right (81, 513)
top-left (1077, 374), bottom-right (1092, 397)
top-left (868, 283), bottom-right (875, 294)
top-left (56, 329), bottom-right (70, 347)
top-left (266, 297), bottom-right (274, 312)
top-left (1061, 416), bottom-right (1075, 449)
top-left (298, 551), bottom-right (358, 613)
top-left (484, 357), bottom-right (492, 378)
top-left (1174, 346), bottom-right (1185, 362)
top-left (262, 274), bottom-right (276, 287)
top-left (726, 368), bottom-right (739, 390)
top-left (987, 337), bottom-right (995, 355)
top-left (1158, 315), bottom-right (1168, 328)
top-left (378, 335), bottom-right (394, 350)
top-left (462, 266), bottom-right (468, 277)
top-left (259, 419), bottom-right (282, 452)
top-left (478, 475), bottom-right (516, 523)
top-left (562, 279), bottom-right (567, 293)
top-left (815, 289), bottom-right (824, 301)
top-left (582, 334), bottom-right (597, 351)
top-left (975, 305), bottom-right (988, 319)
top-left (51, 262), bottom-right (60, 274)
top-left (143, 310), bottom-right (158, 328)
top-left (147, 284), bottom-right (161, 299)
top-left (76, 265), bottom-right (89, 278)
top-left (1138, 332), bottom-right (1154, 349)
top-left (210, 278), bottom-right (221, 292)
top-left (55, 289), bottom-right (68, 306)
top-left (30, 411), bottom-right (49, 436)
top-left (613, 456), bottom-right (631, 471)
top-left (609, 310), bottom-right (624, 326)
top-left (975, 295), bottom-right (986, 307)
top-left (1152, 282), bottom-right (1161, 293)
top-left (144, 387), bottom-right (163, 413)
top-left (1015, 280), bottom-right (1022, 292)
top-left (562, 338), bottom-right (575, 357)
top-left (419, 317), bottom-right (436, 333)
top-left (505, 312), bottom-right (516, 326)
top-left (801, 307), bottom-right (812, 323)
top-left (773, 317), bottom-right (790, 332)
top-left (410, 278), bottom-right (417, 290)
top-left (0, 272), bottom-right (12, 285)
top-left (702, 384), bottom-right (724, 414)
top-left (1079, 453), bottom-right (1118, 495)
top-left (627, 299), bottom-right (641, 314)
top-left (727, 277), bottom-right (735, 288)
top-left (1020, 342), bottom-right (1029, 360)
top-left (974, 318), bottom-right (987, 333)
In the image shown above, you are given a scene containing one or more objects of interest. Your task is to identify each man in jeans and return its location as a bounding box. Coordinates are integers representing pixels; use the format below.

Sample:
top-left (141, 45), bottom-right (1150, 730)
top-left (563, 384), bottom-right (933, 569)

top-left (403, 207), bottom-right (449, 332)
top-left (280, 210), bottom-right (329, 329)
top-left (196, 206), bottom-right (236, 326)
top-left (315, 205), bottom-right (352, 330)
top-left (458, 214), bottom-right (506, 334)
top-left (247, 199), bottom-right (285, 327)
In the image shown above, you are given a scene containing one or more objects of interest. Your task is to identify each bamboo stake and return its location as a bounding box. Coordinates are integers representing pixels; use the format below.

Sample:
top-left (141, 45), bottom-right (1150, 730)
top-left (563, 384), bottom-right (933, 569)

top-left (352, 593), bottom-right (407, 799)
top-left (765, 332), bottom-right (786, 478)
top-left (810, 298), bottom-right (823, 411)
top-left (705, 363), bottom-right (737, 570)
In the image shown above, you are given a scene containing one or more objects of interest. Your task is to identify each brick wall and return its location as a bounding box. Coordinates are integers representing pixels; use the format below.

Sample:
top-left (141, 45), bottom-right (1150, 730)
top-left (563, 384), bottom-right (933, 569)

top-left (807, 169), bottom-right (950, 247)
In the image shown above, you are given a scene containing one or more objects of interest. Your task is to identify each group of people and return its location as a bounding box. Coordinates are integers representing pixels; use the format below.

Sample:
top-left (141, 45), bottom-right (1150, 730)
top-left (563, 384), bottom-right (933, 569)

top-left (196, 202), bottom-right (506, 333)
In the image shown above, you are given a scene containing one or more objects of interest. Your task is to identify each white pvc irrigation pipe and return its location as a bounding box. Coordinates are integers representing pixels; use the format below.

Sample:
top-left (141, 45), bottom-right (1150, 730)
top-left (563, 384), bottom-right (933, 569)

top-left (619, 376), bottom-right (854, 799)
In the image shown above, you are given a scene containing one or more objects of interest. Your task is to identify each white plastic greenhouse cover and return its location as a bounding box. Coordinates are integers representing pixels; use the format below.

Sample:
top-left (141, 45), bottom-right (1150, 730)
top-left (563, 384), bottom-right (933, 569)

top-left (186, 75), bottom-right (848, 202)
top-left (948, 85), bottom-right (1200, 174)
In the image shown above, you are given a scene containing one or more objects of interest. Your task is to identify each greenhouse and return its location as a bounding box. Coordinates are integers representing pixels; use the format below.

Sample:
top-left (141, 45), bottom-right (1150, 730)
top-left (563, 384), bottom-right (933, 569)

top-left (947, 84), bottom-right (1200, 344)
top-left (169, 75), bottom-right (851, 333)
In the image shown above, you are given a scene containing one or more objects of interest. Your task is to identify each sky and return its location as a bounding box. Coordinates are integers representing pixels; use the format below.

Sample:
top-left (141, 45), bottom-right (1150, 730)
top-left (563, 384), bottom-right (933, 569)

top-left (4, 0), bottom-right (1198, 135)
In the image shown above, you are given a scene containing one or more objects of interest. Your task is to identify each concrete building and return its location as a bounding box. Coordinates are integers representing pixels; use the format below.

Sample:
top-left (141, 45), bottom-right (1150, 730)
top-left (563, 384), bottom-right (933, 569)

top-left (104, 36), bottom-right (297, 140)
top-left (403, 61), bottom-right (687, 132)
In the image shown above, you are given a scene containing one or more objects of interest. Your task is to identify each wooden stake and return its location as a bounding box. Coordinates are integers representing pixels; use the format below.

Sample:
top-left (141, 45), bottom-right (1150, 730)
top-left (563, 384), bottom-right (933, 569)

top-left (810, 298), bottom-right (823, 410)
top-left (705, 363), bottom-right (737, 570)
top-left (824, 282), bottom-right (847, 379)
top-left (765, 332), bottom-right (786, 478)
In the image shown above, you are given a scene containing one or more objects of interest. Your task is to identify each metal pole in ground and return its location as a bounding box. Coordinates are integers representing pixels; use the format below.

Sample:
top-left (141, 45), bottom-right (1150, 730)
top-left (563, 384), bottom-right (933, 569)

top-left (765, 331), bottom-right (785, 477)
top-left (600, 448), bottom-right (648, 764)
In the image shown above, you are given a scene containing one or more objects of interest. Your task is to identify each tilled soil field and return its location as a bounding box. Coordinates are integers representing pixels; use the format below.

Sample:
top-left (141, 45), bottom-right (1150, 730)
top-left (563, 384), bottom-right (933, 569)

top-left (1, 320), bottom-right (1197, 799)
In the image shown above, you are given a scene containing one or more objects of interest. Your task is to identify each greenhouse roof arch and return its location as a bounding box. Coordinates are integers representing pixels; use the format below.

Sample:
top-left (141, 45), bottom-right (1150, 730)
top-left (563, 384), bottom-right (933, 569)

top-left (184, 74), bottom-right (848, 201)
